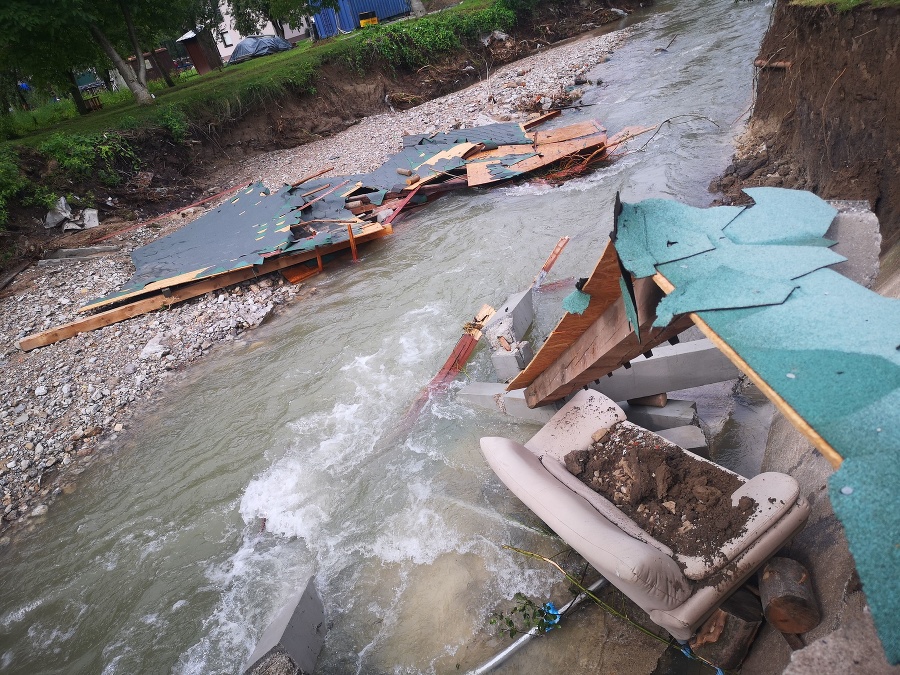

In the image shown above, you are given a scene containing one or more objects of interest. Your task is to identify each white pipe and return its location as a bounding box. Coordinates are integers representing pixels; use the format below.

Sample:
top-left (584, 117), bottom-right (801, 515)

top-left (467, 577), bottom-right (609, 674)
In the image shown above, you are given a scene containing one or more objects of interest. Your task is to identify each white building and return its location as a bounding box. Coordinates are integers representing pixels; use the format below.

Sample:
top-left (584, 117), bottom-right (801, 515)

top-left (215, 2), bottom-right (309, 60)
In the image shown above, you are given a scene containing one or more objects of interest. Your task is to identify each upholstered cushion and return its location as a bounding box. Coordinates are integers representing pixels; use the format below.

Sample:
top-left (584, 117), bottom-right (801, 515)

top-left (524, 390), bottom-right (625, 462)
top-left (676, 472), bottom-right (801, 580)
top-left (480, 436), bottom-right (691, 611)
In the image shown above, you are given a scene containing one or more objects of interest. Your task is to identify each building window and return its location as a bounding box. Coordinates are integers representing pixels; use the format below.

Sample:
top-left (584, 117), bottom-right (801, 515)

top-left (220, 31), bottom-right (233, 47)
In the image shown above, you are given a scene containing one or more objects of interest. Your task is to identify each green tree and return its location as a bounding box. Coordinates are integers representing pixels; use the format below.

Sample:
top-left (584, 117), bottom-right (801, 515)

top-left (0, 0), bottom-right (219, 107)
top-left (226, 0), bottom-right (338, 40)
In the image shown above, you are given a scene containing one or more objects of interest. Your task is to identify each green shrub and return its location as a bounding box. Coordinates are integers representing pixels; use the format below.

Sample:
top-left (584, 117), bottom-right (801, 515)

top-left (350, 2), bottom-right (517, 71)
top-left (155, 103), bottom-right (189, 142)
top-left (39, 132), bottom-right (139, 186)
top-left (0, 146), bottom-right (27, 227)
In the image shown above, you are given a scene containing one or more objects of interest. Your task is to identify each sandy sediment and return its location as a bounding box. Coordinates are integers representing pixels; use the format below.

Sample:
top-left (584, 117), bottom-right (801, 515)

top-left (0, 28), bottom-right (627, 541)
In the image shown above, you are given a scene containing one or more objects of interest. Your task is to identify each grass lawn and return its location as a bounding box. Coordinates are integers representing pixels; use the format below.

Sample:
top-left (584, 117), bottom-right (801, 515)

top-left (2, 0), bottom-right (499, 147)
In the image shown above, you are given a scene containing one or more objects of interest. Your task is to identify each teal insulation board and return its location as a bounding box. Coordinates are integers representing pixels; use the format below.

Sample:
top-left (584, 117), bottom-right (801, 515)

top-left (614, 188), bottom-right (900, 662)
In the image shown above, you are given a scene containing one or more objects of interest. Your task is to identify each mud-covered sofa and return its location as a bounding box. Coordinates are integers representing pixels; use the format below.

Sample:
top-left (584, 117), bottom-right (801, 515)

top-left (479, 390), bottom-right (810, 641)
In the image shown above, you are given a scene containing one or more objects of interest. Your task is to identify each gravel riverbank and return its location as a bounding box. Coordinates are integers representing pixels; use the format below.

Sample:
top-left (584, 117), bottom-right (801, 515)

top-left (0, 27), bottom-right (627, 542)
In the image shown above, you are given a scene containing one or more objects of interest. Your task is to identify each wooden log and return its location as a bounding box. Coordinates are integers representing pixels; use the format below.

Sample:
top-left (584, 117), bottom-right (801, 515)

top-left (759, 557), bottom-right (821, 634)
top-left (690, 588), bottom-right (763, 670)
top-left (405, 174), bottom-right (421, 185)
top-left (396, 167), bottom-right (413, 176)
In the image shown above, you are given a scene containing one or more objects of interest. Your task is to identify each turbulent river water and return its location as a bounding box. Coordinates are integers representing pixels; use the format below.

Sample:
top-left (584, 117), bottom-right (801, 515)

top-left (0, 2), bottom-right (775, 673)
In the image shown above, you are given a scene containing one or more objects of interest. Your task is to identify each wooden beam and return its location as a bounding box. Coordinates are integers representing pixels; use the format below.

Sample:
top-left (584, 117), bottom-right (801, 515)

top-left (523, 276), bottom-right (691, 407)
top-left (652, 273), bottom-right (843, 467)
top-left (16, 225), bottom-right (392, 351)
top-left (508, 239), bottom-right (622, 390)
top-left (521, 109), bottom-right (561, 130)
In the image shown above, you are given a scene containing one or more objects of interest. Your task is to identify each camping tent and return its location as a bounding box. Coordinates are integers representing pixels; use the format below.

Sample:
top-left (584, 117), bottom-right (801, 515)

top-left (228, 35), bottom-right (292, 64)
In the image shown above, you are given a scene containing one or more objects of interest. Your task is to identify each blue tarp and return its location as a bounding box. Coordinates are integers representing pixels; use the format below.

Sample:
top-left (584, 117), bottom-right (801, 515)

top-left (313, 0), bottom-right (411, 39)
top-left (228, 35), bottom-right (293, 64)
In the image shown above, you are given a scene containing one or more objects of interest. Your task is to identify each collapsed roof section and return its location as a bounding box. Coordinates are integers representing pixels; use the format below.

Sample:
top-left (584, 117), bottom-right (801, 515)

top-left (19, 114), bottom-right (649, 351)
top-left (506, 187), bottom-right (900, 662)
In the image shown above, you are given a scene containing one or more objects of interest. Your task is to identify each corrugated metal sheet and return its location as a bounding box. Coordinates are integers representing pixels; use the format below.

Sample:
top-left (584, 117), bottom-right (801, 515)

top-left (313, 0), bottom-right (411, 39)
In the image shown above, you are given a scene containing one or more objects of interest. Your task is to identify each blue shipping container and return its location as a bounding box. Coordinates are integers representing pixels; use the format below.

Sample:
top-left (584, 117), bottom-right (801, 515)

top-left (312, 0), bottom-right (411, 39)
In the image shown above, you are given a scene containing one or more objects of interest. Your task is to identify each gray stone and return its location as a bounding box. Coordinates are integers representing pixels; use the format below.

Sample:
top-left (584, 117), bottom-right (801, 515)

top-left (591, 339), bottom-right (740, 402)
top-left (140, 334), bottom-right (170, 360)
top-left (502, 388), bottom-right (559, 424)
top-left (35, 386), bottom-right (48, 396)
top-left (619, 399), bottom-right (697, 431)
top-left (486, 288), bottom-right (534, 344)
top-left (29, 504), bottom-right (48, 518)
top-left (457, 382), bottom-right (508, 413)
top-left (656, 425), bottom-right (709, 458)
top-left (485, 316), bottom-right (515, 352)
top-left (826, 201), bottom-right (882, 288)
top-left (244, 577), bottom-right (326, 675)
top-left (491, 341), bottom-right (534, 382)
top-left (782, 606), bottom-right (899, 675)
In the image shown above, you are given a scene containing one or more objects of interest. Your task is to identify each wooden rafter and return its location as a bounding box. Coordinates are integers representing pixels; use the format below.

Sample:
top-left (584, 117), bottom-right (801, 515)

top-left (523, 276), bottom-right (692, 407)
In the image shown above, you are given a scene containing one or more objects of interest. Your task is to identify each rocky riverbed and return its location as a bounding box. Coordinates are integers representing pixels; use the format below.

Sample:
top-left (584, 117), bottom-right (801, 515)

top-left (0, 27), bottom-right (627, 542)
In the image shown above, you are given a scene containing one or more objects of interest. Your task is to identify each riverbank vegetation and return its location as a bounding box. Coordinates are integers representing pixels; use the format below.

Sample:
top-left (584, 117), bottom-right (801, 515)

top-left (0, 0), bottom-right (555, 235)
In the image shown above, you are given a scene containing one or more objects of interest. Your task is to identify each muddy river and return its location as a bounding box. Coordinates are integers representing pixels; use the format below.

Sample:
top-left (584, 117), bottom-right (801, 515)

top-left (0, 1), bottom-right (774, 672)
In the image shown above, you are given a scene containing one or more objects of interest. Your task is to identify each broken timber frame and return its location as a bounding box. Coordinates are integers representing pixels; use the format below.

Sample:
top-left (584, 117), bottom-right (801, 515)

top-left (16, 224), bottom-right (392, 352)
top-left (507, 239), bottom-right (693, 407)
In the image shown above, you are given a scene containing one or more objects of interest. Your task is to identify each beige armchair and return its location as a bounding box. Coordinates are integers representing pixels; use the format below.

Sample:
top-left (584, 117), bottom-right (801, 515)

top-left (479, 390), bottom-right (809, 641)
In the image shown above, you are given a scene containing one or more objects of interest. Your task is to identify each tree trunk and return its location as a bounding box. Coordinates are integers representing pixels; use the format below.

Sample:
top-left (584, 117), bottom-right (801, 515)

top-left (67, 71), bottom-right (89, 115)
top-left (266, 14), bottom-right (286, 39)
top-left (98, 66), bottom-right (114, 92)
top-left (88, 23), bottom-right (154, 106)
top-left (147, 50), bottom-right (175, 88)
top-left (119, 0), bottom-right (148, 87)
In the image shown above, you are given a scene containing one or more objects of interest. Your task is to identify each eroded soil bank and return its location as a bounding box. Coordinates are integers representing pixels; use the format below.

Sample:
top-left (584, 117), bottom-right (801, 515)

top-left (713, 1), bottom-right (900, 251)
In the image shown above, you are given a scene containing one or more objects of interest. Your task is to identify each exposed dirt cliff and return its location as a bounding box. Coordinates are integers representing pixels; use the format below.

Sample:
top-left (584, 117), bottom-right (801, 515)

top-left (714, 1), bottom-right (900, 251)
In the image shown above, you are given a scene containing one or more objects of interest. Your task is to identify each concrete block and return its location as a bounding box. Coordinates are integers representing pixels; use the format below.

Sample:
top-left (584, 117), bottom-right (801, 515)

top-left (244, 577), bottom-right (325, 675)
top-left (485, 316), bottom-right (515, 352)
top-left (485, 288), bottom-right (534, 343)
top-left (591, 339), bottom-right (740, 402)
top-left (825, 200), bottom-right (881, 288)
top-left (503, 388), bottom-right (559, 424)
top-left (490, 341), bottom-right (534, 382)
top-left (457, 382), bottom-right (508, 413)
top-left (619, 399), bottom-right (697, 431)
top-left (657, 424), bottom-right (708, 458)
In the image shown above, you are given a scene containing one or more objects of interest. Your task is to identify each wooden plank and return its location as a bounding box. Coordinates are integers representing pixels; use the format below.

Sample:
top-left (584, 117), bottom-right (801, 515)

top-left (291, 166), bottom-right (334, 188)
top-left (521, 109), bottom-right (561, 130)
top-left (17, 225), bottom-right (391, 351)
top-left (466, 132), bottom-right (607, 187)
top-left (79, 266), bottom-right (214, 312)
top-left (508, 239), bottom-right (622, 390)
top-left (533, 120), bottom-right (605, 145)
top-left (523, 276), bottom-right (690, 406)
top-left (652, 273), bottom-right (843, 467)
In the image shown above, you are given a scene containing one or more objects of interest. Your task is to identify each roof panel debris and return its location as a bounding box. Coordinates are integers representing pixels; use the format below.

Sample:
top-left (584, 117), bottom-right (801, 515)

top-left (17, 117), bottom-right (650, 351)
